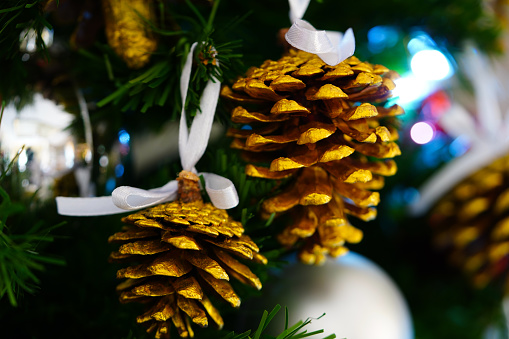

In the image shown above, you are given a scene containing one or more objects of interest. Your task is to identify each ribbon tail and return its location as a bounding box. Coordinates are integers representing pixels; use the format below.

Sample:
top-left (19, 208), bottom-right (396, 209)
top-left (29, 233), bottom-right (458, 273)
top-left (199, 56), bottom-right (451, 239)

top-left (182, 78), bottom-right (221, 171)
top-left (179, 42), bottom-right (199, 170)
top-left (56, 180), bottom-right (179, 216)
top-left (56, 196), bottom-right (128, 216)
top-left (201, 172), bottom-right (239, 209)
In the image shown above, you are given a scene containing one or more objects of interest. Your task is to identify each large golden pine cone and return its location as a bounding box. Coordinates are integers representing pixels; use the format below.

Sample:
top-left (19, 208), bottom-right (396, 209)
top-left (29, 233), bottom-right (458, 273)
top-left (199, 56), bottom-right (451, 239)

top-left (431, 153), bottom-right (509, 291)
top-left (109, 172), bottom-right (267, 338)
top-left (102, 0), bottom-right (158, 69)
top-left (221, 49), bottom-right (404, 265)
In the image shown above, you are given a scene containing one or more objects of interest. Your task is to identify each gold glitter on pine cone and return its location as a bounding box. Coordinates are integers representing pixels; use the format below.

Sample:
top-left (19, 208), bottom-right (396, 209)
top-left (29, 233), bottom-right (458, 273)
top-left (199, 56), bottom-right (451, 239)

top-left (222, 50), bottom-right (403, 265)
top-left (109, 172), bottom-right (266, 338)
top-left (102, 0), bottom-right (158, 69)
top-left (431, 153), bottom-right (509, 291)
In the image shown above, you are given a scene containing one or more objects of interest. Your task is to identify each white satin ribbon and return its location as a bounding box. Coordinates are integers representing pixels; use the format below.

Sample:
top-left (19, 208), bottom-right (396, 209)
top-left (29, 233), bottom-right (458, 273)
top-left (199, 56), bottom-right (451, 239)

top-left (56, 173), bottom-right (239, 216)
top-left (179, 43), bottom-right (219, 172)
top-left (289, 0), bottom-right (310, 23)
top-left (56, 42), bottom-right (239, 216)
top-left (285, 20), bottom-right (355, 66)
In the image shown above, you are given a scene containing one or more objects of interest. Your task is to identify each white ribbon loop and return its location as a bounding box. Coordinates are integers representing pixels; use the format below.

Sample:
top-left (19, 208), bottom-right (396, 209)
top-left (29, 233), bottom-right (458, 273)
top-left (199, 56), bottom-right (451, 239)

top-left (285, 20), bottom-right (355, 66)
top-left (202, 173), bottom-right (239, 209)
top-left (289, 0), bottom-right (311, 23)
top-left (179, 43), bottom-right (220, 172)
top-left (112, 181), bottom-right (178, 211)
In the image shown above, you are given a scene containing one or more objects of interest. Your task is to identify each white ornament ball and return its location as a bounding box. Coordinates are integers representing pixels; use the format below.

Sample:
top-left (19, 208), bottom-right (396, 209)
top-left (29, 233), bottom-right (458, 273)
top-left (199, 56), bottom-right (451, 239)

top-left (263, 252), bottom-right (414, 339)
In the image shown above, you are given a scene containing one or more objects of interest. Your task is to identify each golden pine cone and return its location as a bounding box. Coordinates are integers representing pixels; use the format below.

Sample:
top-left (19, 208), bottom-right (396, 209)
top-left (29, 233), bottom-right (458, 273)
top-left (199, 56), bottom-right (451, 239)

top-left (431, 153), bottom-right (509, 291)
top-left (109, 194), bottom-right (267, 338)
top-left (222, 49), bottom-right (403, 265)
top-left (102, 0), bottom-right (158, 69)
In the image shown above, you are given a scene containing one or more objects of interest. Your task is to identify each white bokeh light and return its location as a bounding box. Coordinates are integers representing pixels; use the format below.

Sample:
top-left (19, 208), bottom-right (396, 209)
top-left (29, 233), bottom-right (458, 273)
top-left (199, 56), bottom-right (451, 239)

top-left (64, 140), bottom-right (75, 169)
top-left (410, 122), bottom-right (434, 144)
top-left (392, 74), bottom-right (434, 106)
top-left (411, 50), bottom-right (452, 81)
top-left (99, 155), bottom-right (109, 167)
top-left (18, 148), bottom-right (28, 172)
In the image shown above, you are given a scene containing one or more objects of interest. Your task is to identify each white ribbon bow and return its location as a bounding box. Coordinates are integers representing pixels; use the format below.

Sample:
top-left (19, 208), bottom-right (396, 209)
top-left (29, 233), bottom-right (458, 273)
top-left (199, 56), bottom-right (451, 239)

top-left (285, 20), bottom-right (355, 66)
top-left (56, 42), bottom-right (239, 216)
top-left (286, 0), bottom-right (355, 66)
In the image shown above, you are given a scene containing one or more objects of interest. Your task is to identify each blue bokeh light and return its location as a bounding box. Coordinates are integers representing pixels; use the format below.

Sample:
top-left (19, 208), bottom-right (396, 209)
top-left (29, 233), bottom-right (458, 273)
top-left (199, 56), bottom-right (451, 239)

top-left (407, 32), bottom-right (436, 55)
top-left (367, 26), bottom-right (399, 54)
top-left (403, 187), bottom-right (420, 205)
top-left (388, 185), bottom-right (420, 206)
top-left (118, 129), bottom-right (130, 145)
top-left (449, 136), bottom-right (470, 158)
top-left (115, 164), bottom-right (125, 178)
top-left (105, 178), bottom-right (116, 194)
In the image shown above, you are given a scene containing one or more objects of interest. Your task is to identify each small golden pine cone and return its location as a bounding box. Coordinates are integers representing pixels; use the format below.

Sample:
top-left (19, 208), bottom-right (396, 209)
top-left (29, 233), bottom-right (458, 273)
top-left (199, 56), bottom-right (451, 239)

top-left (222, 50), bottom-right (403, 264)
top-left (431, 153), bottom-right (509, 291)
top-left (102, 0), bottom-right (158, 69)
top-left (109, 200), bottom-right (267, 338)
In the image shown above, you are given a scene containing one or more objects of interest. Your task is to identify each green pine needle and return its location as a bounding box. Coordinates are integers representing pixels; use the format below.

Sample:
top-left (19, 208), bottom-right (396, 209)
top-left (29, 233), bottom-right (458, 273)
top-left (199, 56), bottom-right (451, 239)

top-left (252, 309), bottom-right (269, 339)
top-left (221, 305), bottom-right (335, 339)
top-left (93, 0), bottom-right (243, 118)
top-left (263, 304), bottom-right (283, 333)
top-left (0, 150), bottom-right (65, 307)
top-left (206, 0), bottom-right (221, 32)
top-left (185, 0), bottom-right (207, 28)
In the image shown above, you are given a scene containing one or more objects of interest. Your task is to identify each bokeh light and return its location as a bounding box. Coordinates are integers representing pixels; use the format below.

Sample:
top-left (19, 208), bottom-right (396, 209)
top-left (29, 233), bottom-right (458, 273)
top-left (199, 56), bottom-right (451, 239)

top-left (410, 122), bottom-right (434, 144)
top-left (118, 129), bottom-right (130, 145)
top-left (99, 155), bottom-right (109, 167)
top-left (393, 74), bottom-right (434, 106)
top-left (18, 148), bottom-right (28, 172)
top-left (367, 25), bottom-right (399, 53)
top-left (411, 50), bottom-right (452, 81)
top-left (115, 164), bottom-right (125, 178)
top-left (449, 136), bottom-right (470, 157)
top-left (19, 27), bottom-right (53, 53)
top-left (407, 32), bottom-right (436, 55)
top-left (105, 178), bottom-right (116, 194)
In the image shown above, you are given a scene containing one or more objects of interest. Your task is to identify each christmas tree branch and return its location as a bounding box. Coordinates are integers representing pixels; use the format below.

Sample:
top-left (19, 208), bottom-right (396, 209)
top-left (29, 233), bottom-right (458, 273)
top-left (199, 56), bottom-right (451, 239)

top-left (0, 148), bottom-right (65, 307)
top-left (94, 0), bottom-right (242, 118)
top-left (221, 304), bottom-right (337, 339)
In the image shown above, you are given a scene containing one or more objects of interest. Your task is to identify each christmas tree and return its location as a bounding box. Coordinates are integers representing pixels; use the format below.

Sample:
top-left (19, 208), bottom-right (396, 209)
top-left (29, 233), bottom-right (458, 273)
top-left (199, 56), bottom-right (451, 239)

top-left (1, 0), bottom-right (509, 338)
